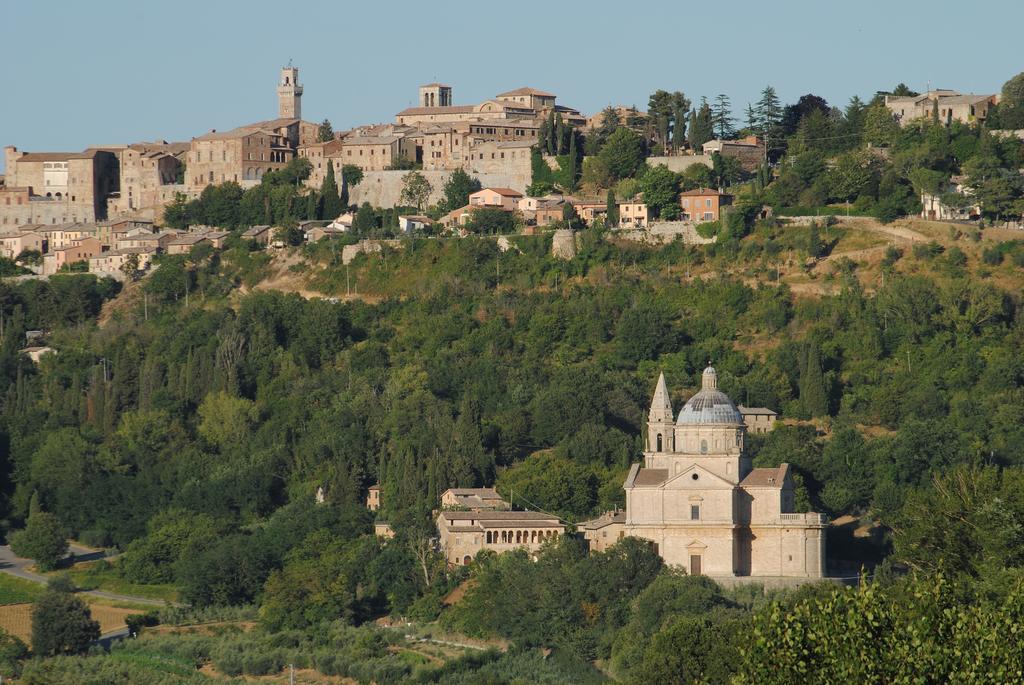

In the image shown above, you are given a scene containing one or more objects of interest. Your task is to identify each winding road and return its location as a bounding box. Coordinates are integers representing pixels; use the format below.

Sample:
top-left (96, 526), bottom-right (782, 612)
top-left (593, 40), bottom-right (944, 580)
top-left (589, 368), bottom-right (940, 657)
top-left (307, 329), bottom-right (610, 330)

top-left (0, 544), bottom-right (173, 607)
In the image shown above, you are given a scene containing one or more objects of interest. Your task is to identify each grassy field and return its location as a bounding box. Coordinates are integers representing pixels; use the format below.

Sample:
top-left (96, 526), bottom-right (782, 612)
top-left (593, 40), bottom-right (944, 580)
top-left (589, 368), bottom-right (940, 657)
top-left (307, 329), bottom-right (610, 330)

top-left (0, 573), bottom-right (45, 605)
top-left (63, 560), bottom-right (180, 604)
top-left (0, 602), bottom-right (142, 645)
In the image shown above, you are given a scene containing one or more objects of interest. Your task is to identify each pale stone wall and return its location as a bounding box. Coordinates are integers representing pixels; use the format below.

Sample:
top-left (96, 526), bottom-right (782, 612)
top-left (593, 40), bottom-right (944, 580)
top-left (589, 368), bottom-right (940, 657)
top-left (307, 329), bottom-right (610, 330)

top-left (612, 223), bottom-right (716, 245)
top-left (647, 155), bottom-right (713, 173)
top-left (349, 170), bottom-right (527, 209)
top-left (551, 229), bottom-right (576, 260)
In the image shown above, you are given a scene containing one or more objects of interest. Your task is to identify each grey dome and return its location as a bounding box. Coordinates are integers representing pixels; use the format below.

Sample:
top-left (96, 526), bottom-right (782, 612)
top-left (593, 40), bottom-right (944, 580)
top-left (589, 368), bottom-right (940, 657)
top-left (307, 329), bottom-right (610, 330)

top-left (676, 366), bottom-right (744, 425)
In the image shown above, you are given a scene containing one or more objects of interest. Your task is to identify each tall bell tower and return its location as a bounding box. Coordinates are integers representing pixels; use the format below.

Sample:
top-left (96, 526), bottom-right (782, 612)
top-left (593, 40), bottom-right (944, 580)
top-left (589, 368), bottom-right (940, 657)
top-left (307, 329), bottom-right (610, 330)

top-left (277, 64), bottom-right (303, 119)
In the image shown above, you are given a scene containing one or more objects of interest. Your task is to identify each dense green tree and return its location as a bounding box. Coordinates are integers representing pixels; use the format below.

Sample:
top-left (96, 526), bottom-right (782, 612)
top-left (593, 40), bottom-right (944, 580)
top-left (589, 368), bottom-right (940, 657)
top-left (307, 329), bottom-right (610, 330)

top-left (10, 508), bottom-right (68, 571)
top-left (400, 172), bottom-right (432, 211)
top-left (637, 165), bottom-right (680, 217)
top-left (712, 94), bottom-right (735, 139)
top-left (440, 169), bottom-right (481, 213)
top-left (317, 119), bottom-right (335, 142)
top-left (31, 590), bottom-right (100, 656)
top-left (598, 128), bottom-right (646, 180)
top-left (688, 99), bottom-right (715, 150)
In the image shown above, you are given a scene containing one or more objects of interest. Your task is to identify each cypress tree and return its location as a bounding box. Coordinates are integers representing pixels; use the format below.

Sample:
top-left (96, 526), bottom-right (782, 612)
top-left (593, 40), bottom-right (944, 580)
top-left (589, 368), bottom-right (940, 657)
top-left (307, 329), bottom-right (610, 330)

top-left (546, 111), bottom-right (557, 155)
top-left (320, 163), bottom-right (343, 220)
top-left (799, 344), bottom-right (829, 417)
top-left (554, 114), bottom-right (566, 155)
top-left (567, 130), bottom-right (579, 191)
top-left (605, 188), bottom-right (618, 227)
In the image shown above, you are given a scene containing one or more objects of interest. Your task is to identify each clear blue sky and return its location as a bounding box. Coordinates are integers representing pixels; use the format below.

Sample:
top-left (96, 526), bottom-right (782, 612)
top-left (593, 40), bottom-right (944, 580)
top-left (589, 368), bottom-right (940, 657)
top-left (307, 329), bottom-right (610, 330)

top-left (4, 0), bottom-right (1022, 172)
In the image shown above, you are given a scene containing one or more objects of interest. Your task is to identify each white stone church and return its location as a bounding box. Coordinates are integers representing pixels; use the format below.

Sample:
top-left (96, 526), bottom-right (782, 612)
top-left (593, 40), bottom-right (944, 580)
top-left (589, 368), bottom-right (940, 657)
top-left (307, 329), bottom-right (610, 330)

top-left (622, 366), bottom-right (826, 579)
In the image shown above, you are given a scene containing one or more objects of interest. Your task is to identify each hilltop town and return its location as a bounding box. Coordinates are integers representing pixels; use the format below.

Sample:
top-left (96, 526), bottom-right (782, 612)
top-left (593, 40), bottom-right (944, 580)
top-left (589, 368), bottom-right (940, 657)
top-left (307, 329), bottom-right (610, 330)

top-left (3, 66), bottom-right (1022, 282)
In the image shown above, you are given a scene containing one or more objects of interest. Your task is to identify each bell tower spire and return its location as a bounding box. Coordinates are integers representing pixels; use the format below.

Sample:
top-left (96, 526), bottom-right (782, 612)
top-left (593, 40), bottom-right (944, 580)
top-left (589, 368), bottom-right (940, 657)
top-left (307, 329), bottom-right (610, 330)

top-left (647, 372), bottom-right (675, 454)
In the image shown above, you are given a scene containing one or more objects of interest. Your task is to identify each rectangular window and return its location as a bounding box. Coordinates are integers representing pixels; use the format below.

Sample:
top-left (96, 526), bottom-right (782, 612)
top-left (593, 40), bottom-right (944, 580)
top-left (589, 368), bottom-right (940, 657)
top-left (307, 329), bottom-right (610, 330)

top-left (690, 505), bottom-right (700, 520)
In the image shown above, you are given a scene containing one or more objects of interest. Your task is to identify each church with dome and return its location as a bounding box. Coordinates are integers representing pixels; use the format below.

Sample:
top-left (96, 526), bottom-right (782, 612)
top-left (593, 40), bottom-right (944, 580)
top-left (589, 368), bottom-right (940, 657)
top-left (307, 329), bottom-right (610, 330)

top-left (622, 366), bottom-right (827, 579)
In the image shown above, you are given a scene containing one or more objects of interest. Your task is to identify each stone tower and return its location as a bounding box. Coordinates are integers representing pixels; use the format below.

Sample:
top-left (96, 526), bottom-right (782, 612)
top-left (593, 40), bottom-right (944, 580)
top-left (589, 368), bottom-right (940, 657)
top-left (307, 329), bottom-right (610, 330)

top-left (647, 372), bottom-right (675, 453)
top-left (277, 65), bottom-right (303, 119)
top-left (418, 83), bottom-right (452, 108)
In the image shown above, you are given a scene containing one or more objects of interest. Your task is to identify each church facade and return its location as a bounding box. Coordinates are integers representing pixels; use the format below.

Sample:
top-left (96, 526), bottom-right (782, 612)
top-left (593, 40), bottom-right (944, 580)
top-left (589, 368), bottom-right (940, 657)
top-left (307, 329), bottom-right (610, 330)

top-left (623, 367), bottom-right (826, 579)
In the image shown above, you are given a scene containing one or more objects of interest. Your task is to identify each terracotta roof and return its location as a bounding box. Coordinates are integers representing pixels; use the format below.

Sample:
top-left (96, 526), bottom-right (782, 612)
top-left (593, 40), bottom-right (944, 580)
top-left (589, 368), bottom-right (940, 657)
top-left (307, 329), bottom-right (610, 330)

top-left (578, 511), bottom-right (626, 530)
top-left (632, 469), bottom-right (669, 486)
top-left (679, 187), bottom-right (731, 197)
top-left (242, 225), bottom-right (271, 237)
top-left (740, 464), bottom-right (789, 488)
top-left (342, 135), bottom-right (400, 145)
top-left (15, 152), bottom-right (76, 162)
top-left (480, 188), bottom-right (523, 197)
top-left (439, 511), bottom-right (558, 522)
top-left (420, 82), bottom-right (451, 88)
top-left (497, 87), bottom-right (555, 98)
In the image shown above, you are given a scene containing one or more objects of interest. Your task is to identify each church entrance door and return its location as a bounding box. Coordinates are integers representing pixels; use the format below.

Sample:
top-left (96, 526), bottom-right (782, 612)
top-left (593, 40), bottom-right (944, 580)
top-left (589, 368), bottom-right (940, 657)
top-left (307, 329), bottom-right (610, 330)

top-left (690, 555), bottom-right (702, 575)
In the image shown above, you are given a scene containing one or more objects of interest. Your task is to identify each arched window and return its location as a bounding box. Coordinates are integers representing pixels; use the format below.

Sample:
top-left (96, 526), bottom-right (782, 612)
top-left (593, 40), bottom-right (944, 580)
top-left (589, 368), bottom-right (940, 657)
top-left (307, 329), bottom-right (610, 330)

top-left (700, 439), bottom-right (708, 454)
top-left (656, 433), bottom-right (663, 451)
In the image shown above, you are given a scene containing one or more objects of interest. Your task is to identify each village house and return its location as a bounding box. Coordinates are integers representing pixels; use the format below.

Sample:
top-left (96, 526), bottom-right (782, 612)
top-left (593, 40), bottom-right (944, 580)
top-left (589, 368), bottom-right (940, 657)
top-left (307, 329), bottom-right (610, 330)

top-left (305, 225), bottom-right (347, 242)
top-left (440, 488), bottom-right (510, 511)
top-left (202, 230), bottom-right (231, 249)
top-left (920, 175), bottom-right (980, 221)
top-left (88, 246), bottom-right (156, 277)
top-left (242, 225), bottom-right (273, 246)
top-left (20, 346), bottom-right (55, 364)
top-left (469, 187), bottom-right (523, 210)
top-left (574, 202), bottom-right (609, 226)
top-left (115, 231), bottom-right (178, 252)
top-left (622, 368), bottom-right (826, 579)
top-left (618, 201), bottom-right (651, 228)
top-left (166, 233), bottom-right (209, 255)
top-left (436, 510), bottom-right (565, 566)
top-left (577, 510), bottom-right (627, 553)
top-left (738, 406), bottom-right (778, 434)
top-left (42, 236), bottom-right (102, 275)
top-left (398, 215), bottom-right (434, 233)
top-left (680, 188), bottom-right (733, 222)
top-left (0, 230), bottom-right (46, 259)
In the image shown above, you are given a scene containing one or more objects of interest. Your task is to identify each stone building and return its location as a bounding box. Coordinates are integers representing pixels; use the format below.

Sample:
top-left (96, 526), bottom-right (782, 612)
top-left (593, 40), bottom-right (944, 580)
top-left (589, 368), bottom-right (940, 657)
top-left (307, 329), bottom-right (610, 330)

top-left (108, 142), bottom-right (187, 216)
top-left (702, 136), bottom-right (765, 172)
top-left (185, 66), bottom-right (320, 191)
top-left (738, 406), bottom-right (778, 434)
top-left (2, 147), bottom-right (119, 226)
top-left (440, 488), bottom-right (510, 511)
top-left (884, 90), bottom-right (996, 127)
top-left (436, 510), bottom-right (565, 566)
top-left (277, 65), bottom-right (303, 119)
top-left (578, 510), bottom-right (626, 552)
top-left (395, 83), bottom-right (583, 127)
top-left (622, 368), bottom-right (826, 579)
top-left (334, 135), bottom-right (416, 172)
